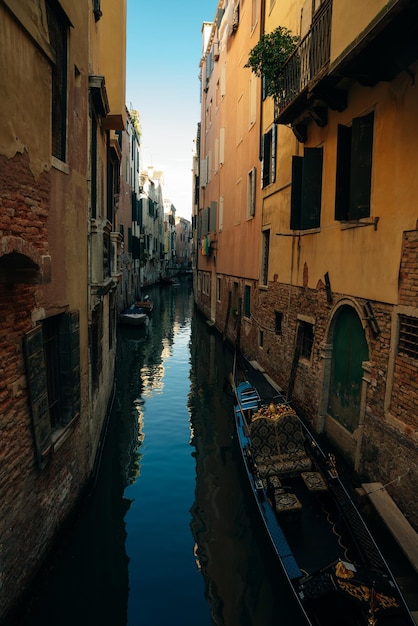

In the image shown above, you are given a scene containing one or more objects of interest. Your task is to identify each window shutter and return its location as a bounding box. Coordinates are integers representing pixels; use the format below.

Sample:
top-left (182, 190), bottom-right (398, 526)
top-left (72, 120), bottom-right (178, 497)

top-left (335, 124), bottom-right (351, 221)
top-left (290, 156), bottom-right (303, 230)
top-left (200, 158), bottom-right (208, 187)
top-left (24, 326), bottom-right (52, 468)
top-left (59, 311), bottom-right (81, 424)
top-left (201, 207), bottom-right (209, 236)
top-left (271, 124), bottom-right (277, 184)
top-left (209, 201), bottom-right (217, 232)
top-left (301, 147), bottom-right (323, 229)
top-left (131, 192), bottom-right (137, 221)
top-left (349, 112), bottom-right (374, 220)
top-left (250, 167), bottom-right (256, 216)
top-left (219, 128), bottom-right (225, 165)
top-left (262, 132), bottom-right (271, 188)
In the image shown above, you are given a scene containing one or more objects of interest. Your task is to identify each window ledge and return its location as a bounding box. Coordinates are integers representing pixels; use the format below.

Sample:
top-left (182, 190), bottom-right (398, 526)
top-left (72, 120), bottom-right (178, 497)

top-left (52, 414), bottom-right (79, 452)
top-left (340, 217), bottom-right (379, 231)
top-left (51, 156), bottom-right (69, 174)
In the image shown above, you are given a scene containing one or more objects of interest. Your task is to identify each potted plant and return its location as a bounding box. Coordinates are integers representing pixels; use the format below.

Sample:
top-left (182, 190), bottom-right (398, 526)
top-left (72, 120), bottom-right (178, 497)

top-left (245, 26), bottom-right (299, 102)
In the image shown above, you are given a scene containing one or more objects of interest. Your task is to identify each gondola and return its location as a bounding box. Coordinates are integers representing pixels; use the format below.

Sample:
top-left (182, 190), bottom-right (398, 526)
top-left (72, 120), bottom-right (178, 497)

top-left (230, 359), bottom-right (415, 626)
top-left (119, 304), bottom-right (148, 326)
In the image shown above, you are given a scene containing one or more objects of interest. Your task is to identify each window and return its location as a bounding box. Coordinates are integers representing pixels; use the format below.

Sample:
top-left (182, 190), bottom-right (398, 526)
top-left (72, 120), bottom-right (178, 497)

top-left (398, 315), bottom-right (418, 359)
top-left (217, 277), bottom-right (221, 301)
top-left (247, 167), bottom-right (256, 218)
top-left (335, 112), bottom-right (374, 221)
top-left (251, 0), bottom-right (258, 30)
top-left (262, 126), bottom-right (277, 188)
top-left (244, 285), bottom-right (251, 318)
top-left (259, 329), bottom-right (264, 348)
top-left (24, 312), bottom-right (81, 468)
top-left (275, 311), bottom-right (283, 335)
top-left (46, 1), bottom-right (68, 162)
top-left (261, 229), bottom-right (270, 286)
top-left (297, 320), bottom-right (314, 360)
top-left (290, 147), bottom-right (323, 230)
top-left (249, 76), bottom-right (257, 127)
top-left (93, 0), bottom-right (102, 21)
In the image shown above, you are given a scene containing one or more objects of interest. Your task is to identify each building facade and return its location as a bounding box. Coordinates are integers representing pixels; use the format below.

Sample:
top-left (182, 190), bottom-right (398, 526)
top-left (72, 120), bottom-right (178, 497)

top-left (0, 0), bottom-right (126, 618)
top-left (195, 0), bottom-right (418, 527)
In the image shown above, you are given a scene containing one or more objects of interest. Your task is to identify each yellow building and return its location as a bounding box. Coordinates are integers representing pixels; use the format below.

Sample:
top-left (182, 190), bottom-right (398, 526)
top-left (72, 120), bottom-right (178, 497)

top-left (197, 0), bottom-right (418, 528)
top-left (196, 0), bottom-right (262, 345)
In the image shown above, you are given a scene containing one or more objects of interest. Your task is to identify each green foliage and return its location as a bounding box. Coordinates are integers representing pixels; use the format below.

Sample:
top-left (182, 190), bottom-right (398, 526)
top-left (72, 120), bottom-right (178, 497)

top-left (245, 26), bottom-right (299, 100)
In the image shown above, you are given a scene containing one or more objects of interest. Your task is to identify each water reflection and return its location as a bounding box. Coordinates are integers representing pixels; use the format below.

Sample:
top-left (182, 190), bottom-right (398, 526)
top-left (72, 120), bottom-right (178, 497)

top-left (188, 313), bottom-right (306, 626)
top-left (10, 281), bottom-right (304, 626)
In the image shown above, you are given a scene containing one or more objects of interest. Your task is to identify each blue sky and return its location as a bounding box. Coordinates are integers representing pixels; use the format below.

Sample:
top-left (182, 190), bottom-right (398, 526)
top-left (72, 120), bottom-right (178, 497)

top-left (126, 0), bottom-right (217, 218)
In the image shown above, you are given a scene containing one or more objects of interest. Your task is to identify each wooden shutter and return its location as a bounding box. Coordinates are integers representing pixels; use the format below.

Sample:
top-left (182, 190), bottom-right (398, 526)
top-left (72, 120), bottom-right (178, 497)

top-left (271, 124), bottom-right (277, 184)
top-left (335, 124), bottom-right (351, 220)
top-left (349, 112), bottom-right (374, 219)
top-left (262, 132), bottom-right (271, 188)
top-left (131, 192), bottom-right (137, 221)
top-left (209, 201), bottom-right (217, 232)
top-left (290, 156), bottom-right (303, 230)
top-left (201, 207), bottom-right (209, 236)
top-left (301, 147), bottom-right (323, 229)
top-left (24, 326), bottom-right (52, 468)
top-left (59, 311), bottom-right (81, 424)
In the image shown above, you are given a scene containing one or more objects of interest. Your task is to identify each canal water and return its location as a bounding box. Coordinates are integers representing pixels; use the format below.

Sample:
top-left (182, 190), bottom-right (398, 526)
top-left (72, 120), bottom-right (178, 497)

top-left (16, 281), bottom-right (305, 626)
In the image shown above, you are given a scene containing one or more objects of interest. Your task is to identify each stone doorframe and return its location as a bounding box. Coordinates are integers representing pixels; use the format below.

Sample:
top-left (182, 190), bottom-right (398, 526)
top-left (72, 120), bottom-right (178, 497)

top-left (317, 297), bottom-right (372, 472)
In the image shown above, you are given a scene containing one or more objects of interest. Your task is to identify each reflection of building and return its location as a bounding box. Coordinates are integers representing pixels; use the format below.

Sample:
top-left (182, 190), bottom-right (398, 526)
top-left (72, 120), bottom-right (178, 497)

top-left (175, 217), bottom-right (192, 271)
top-left (195, 1), bottom-right (418, 528)
top-left (0, 0), bottom-right (126, 618)
top-left (118, 108), bottom-right (142, 308)
top-left (139, 167), bottom-right (166, 285)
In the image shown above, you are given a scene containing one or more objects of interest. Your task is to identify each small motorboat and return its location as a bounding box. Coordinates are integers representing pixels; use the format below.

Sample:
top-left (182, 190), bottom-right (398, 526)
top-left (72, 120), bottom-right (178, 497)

top-left (119, 304), bottom-right (148, 326)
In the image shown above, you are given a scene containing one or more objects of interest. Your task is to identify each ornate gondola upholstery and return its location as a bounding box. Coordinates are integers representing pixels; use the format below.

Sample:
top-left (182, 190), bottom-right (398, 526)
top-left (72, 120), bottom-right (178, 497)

top-left (250, 406), bottom-right (311, 478)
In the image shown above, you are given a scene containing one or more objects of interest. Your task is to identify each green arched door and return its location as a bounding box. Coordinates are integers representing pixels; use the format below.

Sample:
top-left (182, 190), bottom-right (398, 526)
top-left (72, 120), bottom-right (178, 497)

top-left (328, 306), bottom-right (368, 432)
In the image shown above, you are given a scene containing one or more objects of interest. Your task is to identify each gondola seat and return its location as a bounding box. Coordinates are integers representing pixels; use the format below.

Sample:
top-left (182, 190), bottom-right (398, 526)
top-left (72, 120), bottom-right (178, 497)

top-left (250, 410), bottom-right (311, 478)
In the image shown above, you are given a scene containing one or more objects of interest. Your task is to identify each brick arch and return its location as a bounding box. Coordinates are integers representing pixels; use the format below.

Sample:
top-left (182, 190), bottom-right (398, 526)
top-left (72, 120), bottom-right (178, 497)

top-left (0, 236), bottom-right (43, 284)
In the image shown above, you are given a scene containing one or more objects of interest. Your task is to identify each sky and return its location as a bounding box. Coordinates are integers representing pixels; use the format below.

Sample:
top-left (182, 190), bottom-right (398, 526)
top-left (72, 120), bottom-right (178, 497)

top-left (126, 0), bottom-right (217, 218)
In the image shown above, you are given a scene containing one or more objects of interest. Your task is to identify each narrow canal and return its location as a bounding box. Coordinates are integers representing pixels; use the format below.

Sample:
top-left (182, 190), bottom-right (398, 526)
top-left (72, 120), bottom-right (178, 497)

top-left (16, 282), bottom-right (305, 626)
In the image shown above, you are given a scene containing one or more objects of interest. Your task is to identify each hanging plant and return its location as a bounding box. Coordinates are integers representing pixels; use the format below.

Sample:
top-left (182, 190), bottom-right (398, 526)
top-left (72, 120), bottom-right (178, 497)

top-left (245, 26), bottom-right (299, 101)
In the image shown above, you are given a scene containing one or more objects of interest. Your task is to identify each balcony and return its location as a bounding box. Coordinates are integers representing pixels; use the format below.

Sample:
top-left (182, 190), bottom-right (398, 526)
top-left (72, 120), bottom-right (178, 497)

top-left (276, 0), bottom-right (418, 142)
top-left (275, 1), bottom-right (341, 139)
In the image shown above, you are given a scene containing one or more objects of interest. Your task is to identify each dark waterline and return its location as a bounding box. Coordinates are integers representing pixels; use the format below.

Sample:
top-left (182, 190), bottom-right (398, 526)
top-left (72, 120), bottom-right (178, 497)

top-left (13, 283), bottom-right (304, 626)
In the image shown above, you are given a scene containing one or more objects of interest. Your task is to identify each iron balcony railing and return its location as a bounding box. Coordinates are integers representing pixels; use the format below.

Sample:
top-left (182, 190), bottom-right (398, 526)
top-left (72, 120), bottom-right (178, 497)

top-left (276, 0), bottom-right (332, 116)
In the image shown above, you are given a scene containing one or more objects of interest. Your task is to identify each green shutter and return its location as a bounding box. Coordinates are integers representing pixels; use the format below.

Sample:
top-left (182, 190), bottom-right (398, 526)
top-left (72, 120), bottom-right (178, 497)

top-left (349, 112), bottom-right (374, 219)
top-left (24, 326), bottom-right (52, 468)
top-left (262, 131), bottom-right (272, 188)
top-left (209, 201), bottom-right (217, 232)
top-left (290, 156), bottom-right (303, 230)
top-left (335, 124), bottom-right (352, 221)
top-left (131, 192), bottom-right (137, 221)
top-left (301, 147), bottom-right (323, 229)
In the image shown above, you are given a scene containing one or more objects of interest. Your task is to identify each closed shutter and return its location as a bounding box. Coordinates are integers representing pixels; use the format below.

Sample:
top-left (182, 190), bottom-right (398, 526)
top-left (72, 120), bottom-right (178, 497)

top-left (209, 201), bottom-right (217, 232)
top-left (335, 124), bottom-right (352, 221)
top-left (262, 132), bottom-right (271, 188)
top-left (201, 207), bottom-right (209, 236)
top-left (349, 112), bottom-right (374, 219)
top-left (290, 156), bottom-right (303, 230)
top-left (131, 192), bottom-right (137, 221)
top-left (271, 124), bottom-right (277, 184)
top-left (24, 326), bottom-right (52, 468)
top-left (301, 147), bottom-right (323, 229)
